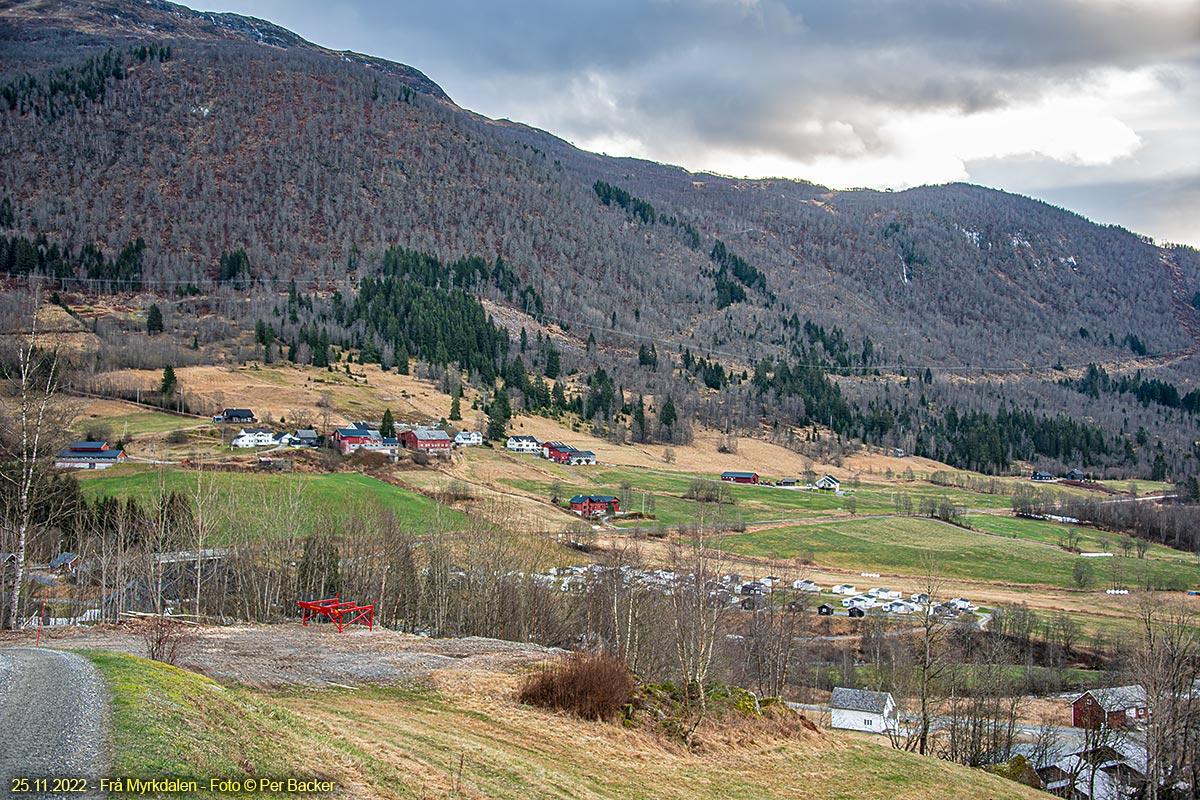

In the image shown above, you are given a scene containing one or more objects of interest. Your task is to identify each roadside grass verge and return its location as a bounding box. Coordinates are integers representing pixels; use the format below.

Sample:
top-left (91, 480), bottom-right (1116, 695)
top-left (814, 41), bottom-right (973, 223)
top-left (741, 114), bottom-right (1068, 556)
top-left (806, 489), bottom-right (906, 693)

top-left (81, 651), bottom-right (400, 799)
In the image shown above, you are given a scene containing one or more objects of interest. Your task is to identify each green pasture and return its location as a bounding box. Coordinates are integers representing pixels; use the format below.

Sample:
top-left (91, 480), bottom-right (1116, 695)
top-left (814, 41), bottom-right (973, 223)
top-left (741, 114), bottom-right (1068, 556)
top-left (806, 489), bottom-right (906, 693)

top-left (76, 465), bottom-right (468, 540)
top-left (714, 516), bottom-right (1200, 591)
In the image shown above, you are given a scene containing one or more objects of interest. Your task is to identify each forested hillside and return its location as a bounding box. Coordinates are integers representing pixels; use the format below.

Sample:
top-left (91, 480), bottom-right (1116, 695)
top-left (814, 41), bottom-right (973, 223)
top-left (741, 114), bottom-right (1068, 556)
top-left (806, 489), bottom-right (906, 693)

top-left (3, 0), bottom-right (1200, 478)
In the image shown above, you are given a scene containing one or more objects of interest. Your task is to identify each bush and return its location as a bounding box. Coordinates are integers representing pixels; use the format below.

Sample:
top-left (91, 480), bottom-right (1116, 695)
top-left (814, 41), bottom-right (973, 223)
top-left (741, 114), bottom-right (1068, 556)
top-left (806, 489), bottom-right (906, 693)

top-left (140, 616), bottom-right (197, 666)
top-left (165, 429), bottom-right (189, 445)
top-left (519, 651), bottom-right (635, 722)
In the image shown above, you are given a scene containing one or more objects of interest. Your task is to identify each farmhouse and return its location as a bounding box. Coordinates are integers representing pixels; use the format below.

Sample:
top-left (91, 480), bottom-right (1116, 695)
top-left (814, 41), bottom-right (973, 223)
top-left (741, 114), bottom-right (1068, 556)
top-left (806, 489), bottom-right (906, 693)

top-left (830, 687), bottom-right (898, 734)
top-left (401, 428), bottom-right (453, 452)
top-left (1031, 471), bottom-right (1056, 482)
top-left (212, 408), bottom-right (255, 424)
top-left (569, 495), bottom-right (619, 517)
top-left (720, 471), bottom-right (759, 484)
top-left (1065, 468), bottom-right (1086, 481)
top-left (542, 441), bottom-right (578, 462)
top-left (231, 427), bottom-right (276, 448)
top-left (565, 450), bottom-right (597, 466)
top-left (454, 431), bottom-right (483, 446)
top-left (1073, 685), bottom-right (1149, 729)
top-left (507, 435), bottom-right (541, 454)
top-left (814, 474), bottom-right (841, 491)
top-left (54, 441), bottom-right (126, 470)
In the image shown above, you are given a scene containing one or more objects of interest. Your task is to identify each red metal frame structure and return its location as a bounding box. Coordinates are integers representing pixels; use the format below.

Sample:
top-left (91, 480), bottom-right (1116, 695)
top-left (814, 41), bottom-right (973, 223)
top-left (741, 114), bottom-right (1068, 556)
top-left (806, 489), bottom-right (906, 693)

top-left (298, 595), bottom-right (375, 632)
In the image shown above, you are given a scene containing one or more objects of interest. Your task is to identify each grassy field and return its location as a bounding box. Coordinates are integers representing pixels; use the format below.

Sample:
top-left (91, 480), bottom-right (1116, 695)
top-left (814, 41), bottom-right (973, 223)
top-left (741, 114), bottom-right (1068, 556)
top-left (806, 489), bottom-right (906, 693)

top-left (73, 410), bottom-right (203, 437)
top-left (77, 466), bottom-right (468, 539)
top-left (84, 652), bottom-right (1045, 800)
top-left (715, 515), bottom-right (1200, 591)
top-left (491, 459), bottom-right (1035, 528)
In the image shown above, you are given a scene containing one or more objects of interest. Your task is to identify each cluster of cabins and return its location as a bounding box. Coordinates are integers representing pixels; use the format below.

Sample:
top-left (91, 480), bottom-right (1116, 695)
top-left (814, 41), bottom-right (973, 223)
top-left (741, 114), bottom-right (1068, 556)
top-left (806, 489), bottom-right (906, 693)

top-left (506, 436), bottom-right (597, 466)
top-left (213, 409), bottom-right (482, 457)
top-left (720, 471), bottom-right (843, 493)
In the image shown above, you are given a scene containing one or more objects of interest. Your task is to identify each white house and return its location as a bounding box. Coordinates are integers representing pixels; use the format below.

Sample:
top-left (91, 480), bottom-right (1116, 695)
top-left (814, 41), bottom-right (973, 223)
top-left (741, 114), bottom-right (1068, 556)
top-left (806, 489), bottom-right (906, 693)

top-left (506, 435), bottom-right (541, 454)
top-left (792, 580), bottom-right (821, 593)
top-left (565, 450), bottom-right (597, 465)
top-left (232, 427), bottom-right (276, 448)
top-left (831, 584), bottom-right (857, 595)
top-left (868, 588), bottom-right (902, 600)
top-left (842, 595), bottom-right (876, 609)
top-left (830, 687), bottom-right (898, 734)
top-left (454, 431), bottom-right (483, 446)
top-left (815, 474), bottom-right (841, 491)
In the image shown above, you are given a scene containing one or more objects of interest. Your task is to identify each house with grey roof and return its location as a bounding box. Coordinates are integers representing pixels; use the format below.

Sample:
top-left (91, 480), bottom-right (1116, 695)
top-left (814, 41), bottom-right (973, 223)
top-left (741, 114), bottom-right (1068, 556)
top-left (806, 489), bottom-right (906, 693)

top-left (830, 687), bottom-right (898, 734)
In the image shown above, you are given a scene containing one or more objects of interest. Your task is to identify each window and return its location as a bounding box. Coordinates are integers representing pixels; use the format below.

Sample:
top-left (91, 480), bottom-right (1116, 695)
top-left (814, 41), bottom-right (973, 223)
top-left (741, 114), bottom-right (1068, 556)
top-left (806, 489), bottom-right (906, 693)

top-left (864, 719), bottom-right (872, 726)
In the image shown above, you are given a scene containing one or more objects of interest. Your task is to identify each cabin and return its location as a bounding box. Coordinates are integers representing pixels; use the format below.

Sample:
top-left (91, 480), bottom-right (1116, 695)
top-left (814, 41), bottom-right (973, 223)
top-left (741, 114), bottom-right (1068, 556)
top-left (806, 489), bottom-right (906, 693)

top-left (792, 579), bottom-right (820, 593)
top-left (814, 474), bottom-right (841, 491)
top-left (49, 552), bottom-right (82, 574)
top-left (566, 450), bottom-right (597, 466)
top-left (569, 495), bottom-right (619, 517)
top-left (231, 427), bottom-right (276, 448)
top-left (542, 441), bottom-right (578, 462)
top-left (720, 471), bottom-right (759, 484)
top-left (831, 584), bottom-right (857, 595)
top-left (817, 603), bottom-right (835, 616)
top-left (778, 477), bottom-right (798, 486)
top-left (506, 435), bottom-right (541, 454)
top-left (1065, 469), bottom-right (1086, 481)
top-left (401, 428), bottom-right (453, 452)
top-left (212, 408), bottom-right (255, 424)
top-left (1072, 685), bottom-right (1149, 729)
top-left (830, 687), bottom-right (898, 734)
top-left (54, 441), bottom-right (127, 470)
top-left (454, 431), bottom-right (483, 446)
top-left (1031, 471), bottom-right (1056, 482)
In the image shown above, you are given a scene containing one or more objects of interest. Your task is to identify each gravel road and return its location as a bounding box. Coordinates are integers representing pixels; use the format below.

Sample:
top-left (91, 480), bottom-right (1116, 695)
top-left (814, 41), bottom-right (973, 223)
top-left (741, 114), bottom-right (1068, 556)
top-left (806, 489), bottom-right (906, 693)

top-left (0, 648), bottom-right (109, 799)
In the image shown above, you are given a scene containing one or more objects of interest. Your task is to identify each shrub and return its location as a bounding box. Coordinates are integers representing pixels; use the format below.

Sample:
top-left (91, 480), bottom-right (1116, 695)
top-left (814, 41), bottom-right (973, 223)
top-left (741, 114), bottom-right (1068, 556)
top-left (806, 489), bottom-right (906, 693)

top-left (165, 429), bottom-right (189, 445)
top-left (140, 616), bottom-right (197, 666)
top-left (519, 651), bottom-right (635, 722)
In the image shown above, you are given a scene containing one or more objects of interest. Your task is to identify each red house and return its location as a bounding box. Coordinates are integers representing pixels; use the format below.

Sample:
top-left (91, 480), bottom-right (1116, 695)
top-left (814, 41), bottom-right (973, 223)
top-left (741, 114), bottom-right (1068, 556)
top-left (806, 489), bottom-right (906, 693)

top-left (543, 441), bottom-right (578, 463)
top-left (721, 471), bottom-right (759, 484)
top-left (569, 495), bottom-right (619, 517)
top-left (1072, 685), bottom-right (1148, 729)
top-left (400, 429), bottom-right (453, 452)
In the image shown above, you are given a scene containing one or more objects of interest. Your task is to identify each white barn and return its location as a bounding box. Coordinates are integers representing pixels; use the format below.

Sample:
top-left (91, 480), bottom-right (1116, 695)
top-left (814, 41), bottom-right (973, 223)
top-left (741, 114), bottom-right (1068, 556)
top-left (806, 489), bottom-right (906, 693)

top-left (830, 687), bottom-right (898, 734)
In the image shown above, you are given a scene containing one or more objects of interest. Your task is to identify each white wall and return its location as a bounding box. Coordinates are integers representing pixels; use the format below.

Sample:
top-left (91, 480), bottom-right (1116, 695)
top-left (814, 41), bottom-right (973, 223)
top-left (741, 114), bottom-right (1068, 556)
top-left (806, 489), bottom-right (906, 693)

top-left (831, 708), bottom-right (893, 734)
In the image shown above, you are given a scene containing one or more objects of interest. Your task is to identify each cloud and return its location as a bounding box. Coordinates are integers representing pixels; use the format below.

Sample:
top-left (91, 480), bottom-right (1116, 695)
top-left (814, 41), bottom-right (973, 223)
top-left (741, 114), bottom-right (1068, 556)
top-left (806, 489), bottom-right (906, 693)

top-left (198, 0), bottom-right (1200, 244)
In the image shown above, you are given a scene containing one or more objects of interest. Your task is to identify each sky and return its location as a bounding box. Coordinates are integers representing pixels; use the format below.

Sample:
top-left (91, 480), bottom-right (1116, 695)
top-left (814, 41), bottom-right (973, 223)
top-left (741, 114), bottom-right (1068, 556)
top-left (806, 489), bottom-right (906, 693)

top-left (201, 0), bottom-right (1200, 247)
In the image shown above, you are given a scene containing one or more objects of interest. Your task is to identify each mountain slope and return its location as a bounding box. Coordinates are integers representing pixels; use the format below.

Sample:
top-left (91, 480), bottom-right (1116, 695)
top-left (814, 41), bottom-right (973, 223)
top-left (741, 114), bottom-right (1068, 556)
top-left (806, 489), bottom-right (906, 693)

top-left (1, 0), bottom-right (1195, 370)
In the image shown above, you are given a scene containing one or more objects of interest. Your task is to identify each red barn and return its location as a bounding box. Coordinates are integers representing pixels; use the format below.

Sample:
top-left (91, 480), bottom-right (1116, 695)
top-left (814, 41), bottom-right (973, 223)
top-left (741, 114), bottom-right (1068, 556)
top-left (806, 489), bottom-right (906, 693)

top-left (569, 495), bottom-right (619, 517)
top-left (721, 471), bottom-right (759, 484)
top-left (1072, 686), bottom-right (1148, 729)
top-left (543, 441), bottom-right (578, 463)
top-left (333, 426), bottom-right (378, 455)
top-left (401, 429), bottom-right (453, 452)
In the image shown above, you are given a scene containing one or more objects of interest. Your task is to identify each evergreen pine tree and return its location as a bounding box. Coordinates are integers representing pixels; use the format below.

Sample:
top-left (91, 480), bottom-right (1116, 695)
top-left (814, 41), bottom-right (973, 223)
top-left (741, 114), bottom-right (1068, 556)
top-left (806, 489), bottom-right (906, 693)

top-left (160, 365), bottom-right (177, 396)
top-left (486, 388), bottom-right (512, 440)
top-left (449, 388), bottom-right (462, 421)
top-left (380, 408), bottom-right (395, 438)
top-left (146, 303), bottom-right (163, 335)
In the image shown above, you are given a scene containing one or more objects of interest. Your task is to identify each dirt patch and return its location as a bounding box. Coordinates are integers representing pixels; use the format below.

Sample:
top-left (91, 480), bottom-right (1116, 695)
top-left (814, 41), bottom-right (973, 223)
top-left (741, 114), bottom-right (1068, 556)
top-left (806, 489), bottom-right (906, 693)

top-left (2, 623), bottom-right (557, 689)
